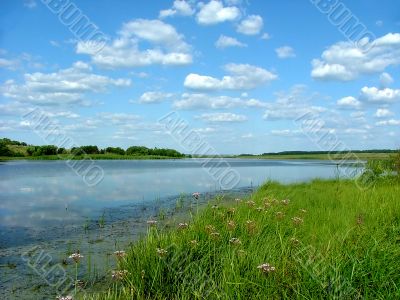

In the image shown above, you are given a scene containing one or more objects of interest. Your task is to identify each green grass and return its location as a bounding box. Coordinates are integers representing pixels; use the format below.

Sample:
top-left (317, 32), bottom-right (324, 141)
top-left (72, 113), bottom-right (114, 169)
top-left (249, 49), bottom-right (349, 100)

top-left (79, 178), bottom-right (400, 299)
top-left (234, 152), bottom-right (393, 160)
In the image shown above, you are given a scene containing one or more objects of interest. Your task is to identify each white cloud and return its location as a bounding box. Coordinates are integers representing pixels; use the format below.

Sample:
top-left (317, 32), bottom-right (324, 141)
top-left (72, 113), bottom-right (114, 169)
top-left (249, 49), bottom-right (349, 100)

top-left (374, 108), bottom-right (394, 118)
top-left (0, 58), bottom-right (19, 70)
top-left (360, 86), bottom-right (400, 103)
top-left (337, 96), bottom-right (362, 109)
top-left (98, 112), bottom-right (141, 125)
top-left (311, 33), bottom-right (400, 81)
top-left (77, 19), bottom-right (192, 68)
top-left (241, 133), bottom-right (254, 138)
top-left (215, 35), bottom-right (247, 49)
top-left (184, 63), bottom-right (277, 91)
top-left (159, 0), bottom-right (194, 18)
top-left (376, 20), bottom-right (384, 27)
top-left (261, 33), bottom-right (271, 40)
top-left (24, 0), bottom-right (37, 8)
top-left (380, 72), bottom-right (394, 87)
top-left (137, 91), bottom-right (174, 104)
top-left (172, 93), bottom-right (268, 110)
top-left (1, 62), bottom-right (131, 106)
top-left (262, 85), bottom-right (326, 120)
top-left (236, 15), bottom-right (263, 35)
top-left (275, 46), bottom-right (296, 59)
top-left (196, 0), bottom-right (241, 25)
top-left (197, 112), bottom-right (247, 122)
top-left (49, 40), bottom-right (61, 47)
top-left (270, 129), bottom-right (301, 136)
top-left (376, 119), bottom-right (400, 126)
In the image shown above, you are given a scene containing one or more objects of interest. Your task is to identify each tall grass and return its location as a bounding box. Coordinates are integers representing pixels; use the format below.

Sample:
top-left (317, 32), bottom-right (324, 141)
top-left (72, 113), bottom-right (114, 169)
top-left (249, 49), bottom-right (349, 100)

top-left (80, 179), bottom-right (400, 299)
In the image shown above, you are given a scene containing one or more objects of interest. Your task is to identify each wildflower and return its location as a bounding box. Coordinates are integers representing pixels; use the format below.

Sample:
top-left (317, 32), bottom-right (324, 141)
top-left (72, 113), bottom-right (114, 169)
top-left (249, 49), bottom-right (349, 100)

top-left (114, 250), bottom-right (126, 259)
top-left (229, 238), bottom-right (241, 246)
top-left (69, 252), bottom-right (83, 263)
top-left (211, 205), bottom-right (218, 210)
top-left (189, 240), bottom-right (198, 247)
top-left (205, 225), bottom-right (216, 233)
top-left (257, 263), bottom-right (276, 274)
top-left (146, 220), bottom-right (157, 227)
top-left (237, 249), bottom-right (246, 257)
top-left (256, 207), bottom-right (264, 212)
top-left (263, 201), bottom-right (272, 209)
top-left (74, 280), bottom-right (85, 288)
top-left (156, 248), bottom-right (168, 257)
top-left (192, 192), bottom-right (200, 200)
top-left (290, 238), bottom-right (300, 246)
top-left (227, 220), bottom-right (236, 231)
top-left (300, 209), bottom-right (307, 214)
top-left (178, 222), bottom-right (189, 229)
top-left (141, 269), bottom-right (145, 279)
top-left (235, 198), bottom-right (242, 204)
top-left (56, 296), bottom-right (73, 300)
top-left (292, 217), bottom-right (303, 226)
top-left (112, 270), bottom-right (129, 281)
top-left (281, 199), bottom-right (290, 206)
top-left (275, 211), bottom-right (285, 219)
top-left (227, 207), bottom-right (236, 215)
top-left (246, 220), bottom-right (256, 233)
top-left (210, 232), bottom-right (220, 240)
top-left (356, 215), bottom-right (364, 225)
top-left (246, 200), bottom-right (255, 207)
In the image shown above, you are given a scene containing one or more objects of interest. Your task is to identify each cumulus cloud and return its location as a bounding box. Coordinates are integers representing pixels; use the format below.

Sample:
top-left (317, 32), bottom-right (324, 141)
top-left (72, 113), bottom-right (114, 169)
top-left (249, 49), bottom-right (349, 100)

top-left (374, 108), bottom-right (394, 118)
top-left (1, 61), bottom-right (131, 106)
top-left (98, 112), bottom-right (141, 125)
top-left (376, 119), bottom-right (400, 126)
top-left (337, 96), bottom-right (362, 109)
top-left (137, 91), bottom-right (174, 104)
top-left (196, 112), bottom-right (247, 122)
top-left (359, 86), bottom-right (400, 103)
top-left (379, 72), bottom-right (394, 88)
top-left (236, 15), bottom-right (263, 35)
top-left (311, 33), bottom-right (400, 81)
top-left (172, 93), bottom-right (268, 110)
top-left (275, 46), bottom-right (296, 59)
top-left (184, 63), bottom-right (277, 91)
top-left (262, 85), bottom-right (326, 120)
top-left (196, 0), bottom-right (241, 25)
top-left (159, 0), bottom-right (194, 18)
top-left (215, 35), bottom-right (247, 49)
top-left (77, 19), bottom-right (192, 68)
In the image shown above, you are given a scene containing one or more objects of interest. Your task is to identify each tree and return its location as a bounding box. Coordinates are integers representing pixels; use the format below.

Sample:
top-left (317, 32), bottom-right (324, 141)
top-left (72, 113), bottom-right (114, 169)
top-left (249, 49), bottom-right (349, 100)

top-left (105, 147), bottom-right (125, 155)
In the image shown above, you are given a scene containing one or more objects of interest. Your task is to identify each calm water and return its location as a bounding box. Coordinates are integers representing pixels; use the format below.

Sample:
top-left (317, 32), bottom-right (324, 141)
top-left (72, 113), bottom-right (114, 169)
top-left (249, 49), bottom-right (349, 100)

top-left (0, 158), bottom-right (359, 299)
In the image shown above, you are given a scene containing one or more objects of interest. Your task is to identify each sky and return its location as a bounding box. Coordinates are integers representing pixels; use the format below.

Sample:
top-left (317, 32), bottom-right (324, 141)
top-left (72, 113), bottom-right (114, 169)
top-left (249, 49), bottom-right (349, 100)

top-left (0, 0), bottom-right (399, 154)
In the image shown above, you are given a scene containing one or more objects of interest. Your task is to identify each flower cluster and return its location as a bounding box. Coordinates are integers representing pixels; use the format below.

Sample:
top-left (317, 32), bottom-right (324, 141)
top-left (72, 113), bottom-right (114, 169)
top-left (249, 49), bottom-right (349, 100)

top-left (281, 199), bottom-right (290, 206)
top-left (112, 270), bottom-right (129, 281)
top-left (114, 250), bottom-right (126, 259)
top-left (57, 296), bottom-right (73, 300)
top-left (229, 237), bottom-right (241, 246)
top-left (178, 222), bottom-right (189, 229)
top-left (156, 248), bottom-right (168, 257)
top-left (146, 220), bottom-right (157, 227)
top-left (192, 192), bottom-right (200, 200)
top-left (292, 217), bottom-right (303, 226)
top-left (257, 263), bottom-right (276, 274)
top-left (69, 252), bottom-right (84, 263)
top-left (227, 220), bottom-right (236, 231)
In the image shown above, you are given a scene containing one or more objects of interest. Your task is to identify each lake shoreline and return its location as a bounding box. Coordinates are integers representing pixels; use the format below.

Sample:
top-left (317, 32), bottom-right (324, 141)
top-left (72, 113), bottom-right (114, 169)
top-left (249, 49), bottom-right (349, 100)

top-left (80, 177), bottom-right (400, 299)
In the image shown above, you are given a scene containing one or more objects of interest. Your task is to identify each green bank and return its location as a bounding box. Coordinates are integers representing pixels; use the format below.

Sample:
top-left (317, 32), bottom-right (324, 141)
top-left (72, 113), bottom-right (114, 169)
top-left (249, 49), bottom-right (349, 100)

top-left (78, 159), bottom-right (400, 300)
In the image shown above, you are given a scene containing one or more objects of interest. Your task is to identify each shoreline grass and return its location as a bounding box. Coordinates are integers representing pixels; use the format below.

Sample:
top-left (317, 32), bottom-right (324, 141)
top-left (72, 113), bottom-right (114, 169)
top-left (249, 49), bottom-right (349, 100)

top-left (79, 177), bottom-right (400, 299)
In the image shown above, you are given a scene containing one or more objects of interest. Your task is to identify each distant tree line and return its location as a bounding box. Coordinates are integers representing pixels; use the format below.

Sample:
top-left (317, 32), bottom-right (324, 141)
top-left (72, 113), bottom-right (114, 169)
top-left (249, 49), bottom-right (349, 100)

top-left (0, 138), bottom-right (185, 158)
top-left (237, 150), bottom-right (399, 156)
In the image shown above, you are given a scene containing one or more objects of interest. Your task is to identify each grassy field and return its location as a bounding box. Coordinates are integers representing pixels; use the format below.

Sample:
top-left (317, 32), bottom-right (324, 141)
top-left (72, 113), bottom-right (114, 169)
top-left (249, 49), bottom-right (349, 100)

top-left (78, 176), bottom-right (400, 300)
top-left (234, 152), bottom-right (393, 161)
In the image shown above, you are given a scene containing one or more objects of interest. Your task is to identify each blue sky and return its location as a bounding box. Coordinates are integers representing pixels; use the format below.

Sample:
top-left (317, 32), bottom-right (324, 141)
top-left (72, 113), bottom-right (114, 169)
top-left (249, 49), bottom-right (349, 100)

top-left (0, 0), bottom-right (399, 154)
